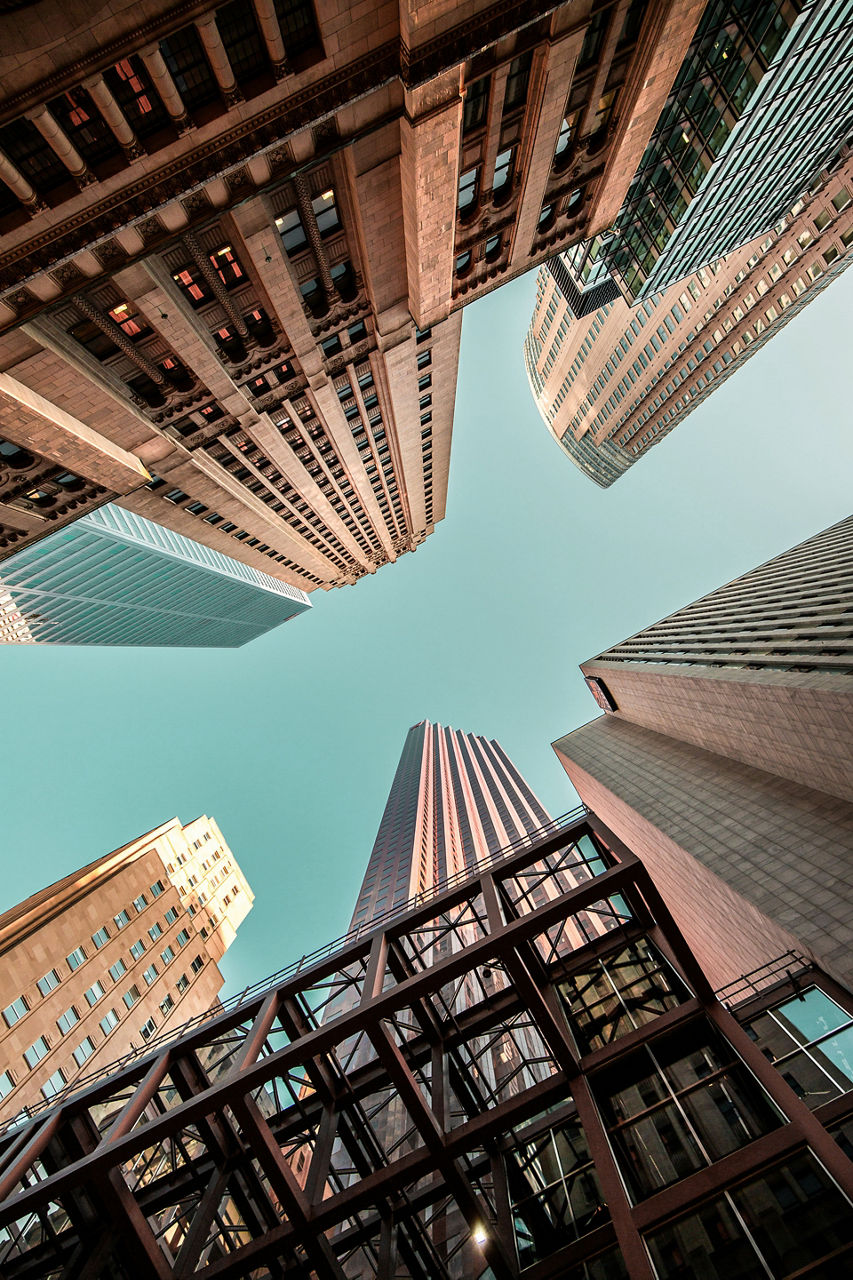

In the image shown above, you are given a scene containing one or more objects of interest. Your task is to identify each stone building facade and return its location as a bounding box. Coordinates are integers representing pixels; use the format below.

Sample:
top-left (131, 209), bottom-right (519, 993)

top-left (0, 0), bottom-right (704, 590)
top-left (0, 815), bottom-right (253, 1125)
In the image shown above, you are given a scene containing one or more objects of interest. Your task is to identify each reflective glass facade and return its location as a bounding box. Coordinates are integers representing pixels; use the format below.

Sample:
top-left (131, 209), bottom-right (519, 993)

top-left (605, 0), bottom-right (853, 300)
top-left (0, 504), bottom-right (310, 646)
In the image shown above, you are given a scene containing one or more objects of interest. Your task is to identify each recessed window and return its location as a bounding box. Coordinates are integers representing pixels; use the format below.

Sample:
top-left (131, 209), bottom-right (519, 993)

top-left (312, 188), bottom-right (340, 236)
top-left (191, 955), bottom-right (204, 974)
top-left (41, 1068), bottom-right (66, 1100)
top-left (2, 995), bottom-right (29, 1028)
top-left (457, 167), bottom-right (479, 213)
top-left (37, 969), bottom-right (60, 997)
top-left (133, 894), bottom-right (147, 913)
top-left (108, 959), bottom-right (127, 983)
top-left (485, 234), bottom-right (502, 262)
top-left (91, 926), bottom-right (110, 950)
top-left (462, 76), bottom-right (490, 133)
top-left (172, 265), bottom-right (212, 307)
top-left (130, 938), bottom-right (146, 960)
top-left (24, 1036), bottom-right (50, 1069)
top-left (114, 909), bottom-right (130, 930)
top-left (123, 985), bottom-right (141, 1009)
top-left (0, 1070), bottom-right (14, 1099)
top-left (348, 320), bottom-right (368, 344)
top-left (164, 906), bottom-right (179, 925)
top-left (99, 1009), bottom-right (120, 1037)
top-left (73, 1036), bottom-right (96, 1067)
top-left (66, 946), bottom-right (86, 972)
top-left (140, 1017), bottom-right (157, 1041)
top-left (56, 1006), bottom-right (79, 1036)
top-left (208, 244), bottom-right (245, 288)
top-left (159, 994), bottom-right (175, 1017)
top-left (275, 207), bottom-right (308, 255)
top-left (161, 946), bottom-right (175, 965)
top-left (143, 964), bottom-right (159, 986)
top-left (176, 973), bottom-right (190, 993)
top-left (148, 922), bottom-right (163, 941)
top-left (84, 981), bottom-right (105, 1007)
top-left (107, 301), bottom-right (148, 340)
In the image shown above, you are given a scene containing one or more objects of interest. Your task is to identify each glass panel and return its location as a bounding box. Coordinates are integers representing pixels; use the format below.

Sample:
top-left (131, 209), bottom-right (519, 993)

top-left (647, 1197), bottom-right (759, 1280)
top-left (560, 938), bottom-right (685, 1053)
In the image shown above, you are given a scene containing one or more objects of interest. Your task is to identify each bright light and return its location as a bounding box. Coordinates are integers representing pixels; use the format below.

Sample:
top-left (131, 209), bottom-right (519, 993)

top-left (320, 188), bottom-right (334, 201)
top-left (473, 1226), bottom-right (487, 1246)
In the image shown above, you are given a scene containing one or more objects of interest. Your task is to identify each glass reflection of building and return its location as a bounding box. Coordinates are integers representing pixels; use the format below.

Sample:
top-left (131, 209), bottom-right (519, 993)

top-left (604, 0), bottom-right (853, 301)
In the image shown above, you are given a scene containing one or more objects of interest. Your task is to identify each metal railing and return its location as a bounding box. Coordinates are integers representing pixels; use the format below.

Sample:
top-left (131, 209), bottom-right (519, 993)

top-left (715, 950), bottom-right (812, 1008)
top-left (2, 807), bottom-right (588, 1135)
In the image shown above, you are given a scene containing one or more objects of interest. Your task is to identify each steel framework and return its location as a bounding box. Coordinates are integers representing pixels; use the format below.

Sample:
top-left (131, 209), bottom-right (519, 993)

top-left (1, 814), bottom-right (852, 1280)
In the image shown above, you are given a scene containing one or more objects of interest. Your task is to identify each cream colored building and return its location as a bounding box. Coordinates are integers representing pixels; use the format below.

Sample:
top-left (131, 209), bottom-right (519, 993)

top-left (0, 815), bottom-right (252, 1125)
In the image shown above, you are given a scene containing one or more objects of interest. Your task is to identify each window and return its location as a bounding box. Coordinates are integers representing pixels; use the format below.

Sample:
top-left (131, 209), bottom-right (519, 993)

top-left (37, 967), bottom-right (59, 998)
top-left (275, 207), bottom-right (308, 255)
top-left (99, 1008), bottom-right (120, 1036)
top-left (114, 909), bottom-right (131, 930)
top-left (594, 1021), bottom-right (779, 1201)
top-left (215, 0), bottom-right (268, 83)
top-left (41, 1068), bottom-right (66, 1100)
top-left (0, 1070), bottom-right (14, 1100)
top-left (176, 973), bottom-right (190, 993)
top-left (463, 75), bottom-right (490, 133)
top-left (84, 982), bottom-right (105, 1009)
top-left (123, 985), bottom-right (141, 1009)
top-left (191, 955), bottom-right (204, 974)
top-left (56, 1006), bottom-right (79, 1036)
top-left (140, 1017), bottom-right (157, 1041)
top-left (743, 986), bottom-right (853, 1108)
top-left (172, 264), bottom-right (213, 307)
top-left (321, 334), bottom-right (343, 358)
top-left (143, 964), bottom-right (159, 986)
top-left (160, 994), bottom-right (175, 1017)
top-left (176, 928), bottom-right (191, 947)
top-left (104, 56), bottom-right (168, 139)
top-left (108, 959), bottom-right (127, 983)
top-left (161, 946), bottom-right (175, 966)
top-left (72, 1037), bottom-right (96, 1068)
top-left (24, 1036), bottom-right (50, 1069)
top-left (503, 51), bottom-right (532, 111)
top-left (133, 894), bottom-right (147, 913)
top-left (149, 880), bottom-right (165, 898)
top-left (148, 922), bottom-right (163, 941)
top-left (209, 244), bottom-right (245, 288)
top-left (3, 995), bottom-right (29, 1028)
top-left (91, 926), bottom-right (110, 950)
top-left (559, 937), bottom-right (683, 1053)
top-left (646, 1152), bottom-right (853, 1279)
top-left (130, 938), bottom-right (146, 960)
top-left (457, 166), bottom-right (479, 212)
top-left (66, 946), bottom-right (86, 972)
top-left (505, 1113), bottom-right (610, 1268)
top-left (160, 25), bottom-right (220, 112)
top-left (164, 906), bottom-right (179, 925)
top-left (312, 188), bottom-right (340, 236)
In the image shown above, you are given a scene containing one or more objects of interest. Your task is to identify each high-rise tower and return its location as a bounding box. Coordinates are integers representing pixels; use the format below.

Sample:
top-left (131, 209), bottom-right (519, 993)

top-left (350, 721), bottom-right (552, 931)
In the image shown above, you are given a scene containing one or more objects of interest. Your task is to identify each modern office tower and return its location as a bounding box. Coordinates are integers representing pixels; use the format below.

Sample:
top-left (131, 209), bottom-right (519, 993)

top-left (0, 0), bottom-right (705, 588)
top-left (524, 157), bottom-right (853, 485)
top-left (553, 515), bottom-right (853, 992)
top-left (3, 810), bottom-right (853, 1279)
top-left (603, 0), bottom-right (853, 301)
top-left (0, 815), bottom-right (252, 1125)
top-left (0, 501), bottom-right (310, 646)
top-left (349, 720), bottom-right (553, 930)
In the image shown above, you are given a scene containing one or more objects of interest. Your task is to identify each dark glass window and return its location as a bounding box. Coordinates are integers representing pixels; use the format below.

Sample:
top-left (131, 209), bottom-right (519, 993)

top-left (492, 146), bottom-right (515, 200)
top-left (504, 51), bottom-right (533, 111)
top-left (0, 439), bottom-right (34, 468)
top-left (0, 118), bottom-right (70, 193)
top-left (68, 319), bottom-right (119, 361)
top-left (647, 1153), bottom-right (853, 1279)
top-left (208, 244), bottom-right (245, 288)
top-left (215, 1), bottom-right (269, 84)
top-left (312, 188), bottom-right (341, 236)
top-left (594, 1021), bottom-right (779, 1201)
top-left (160, 26), bottom-right (220, 111)
top-left (505, 1113), bottom-right (610, 1268)
top-left (127, 374), bottom-right (166, 408)
top-left (161, 356), bottom-right (193, 392)
top-left (458, 166), bottom-right (479, 212)
top-left (104, 57), bottom-right (170, 139)
top-left (348, 320), bottom-right (367, 344)
top-left (300, 276), bottom-right (327, 316)
top-left (463, 76), bottom-right (490, 133)
top-left (48, 88), bottom-right (121, 167)
top-left (559, 937), bottom-right (682, 1054)
top-left (578, 10), bottom-right (608, 71)
top-left (275, 208), bottom-right (308, 254)
top-left (107, 302), bottom-right (150, 340)
top-left (743, 986), bottom-right (853, 1109)
top-left (272, 0), bottom-right (322, 58)
top-left (172, 264), bottom-right (213, 307)
top-left (321, 334), bottom-right (343, 357)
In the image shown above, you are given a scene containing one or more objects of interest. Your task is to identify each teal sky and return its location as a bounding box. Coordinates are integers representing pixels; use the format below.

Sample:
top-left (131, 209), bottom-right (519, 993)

top-left (2, 264), bottom-right (851, 995)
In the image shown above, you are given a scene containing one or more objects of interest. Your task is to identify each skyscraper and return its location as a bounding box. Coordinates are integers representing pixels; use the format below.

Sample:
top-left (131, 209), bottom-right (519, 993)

top-left (0, 0), bottom-right (706, 586)
top-left (603, 0), bottom-right (853, 301)
top-left (552, 516), bottom-right (853, 991)
top-left (524, 155), bottom-right (853, 486)
top-left (0, 501), bottom-right (310, 646)
top-left (349, 720), bottom-right (552, 931)
top-left (0, 815), bottom-right (253, 1125)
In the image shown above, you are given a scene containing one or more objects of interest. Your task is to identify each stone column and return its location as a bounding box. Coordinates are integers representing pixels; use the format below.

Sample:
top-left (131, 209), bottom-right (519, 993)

top-left (0, 149), bottom-right (45, 211)
top-left (195, 16), bottom-right (243, 107)
top-left (71, 297), bottom-right (167, 385)
top-left (252, 0), bottom-right (288, 79)
top-left (140, 45), bottom-right (193, 133)
top-left (292, 172), bottom-right (334, 293)
top-left (183, 232), bottom-right (250, 338)
top-left (27, 105), bottom-right (94, 184)
top-left (84, 75), bottom-right (145, 161)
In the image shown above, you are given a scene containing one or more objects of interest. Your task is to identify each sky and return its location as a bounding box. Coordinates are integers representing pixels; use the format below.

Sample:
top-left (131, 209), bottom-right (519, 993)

top-left (2, 262), bottom-right (851, 996)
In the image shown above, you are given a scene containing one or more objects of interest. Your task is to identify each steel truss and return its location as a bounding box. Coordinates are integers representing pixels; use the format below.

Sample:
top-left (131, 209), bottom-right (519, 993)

top-left (1, 815), bottom-right (852, 1280)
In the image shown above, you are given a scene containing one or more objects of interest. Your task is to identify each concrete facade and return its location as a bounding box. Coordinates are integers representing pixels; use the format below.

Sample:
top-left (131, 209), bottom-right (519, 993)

top-left (0, 0), bottom-right (704, 588)
top-left (0, 815), bottom-right (253, 1125)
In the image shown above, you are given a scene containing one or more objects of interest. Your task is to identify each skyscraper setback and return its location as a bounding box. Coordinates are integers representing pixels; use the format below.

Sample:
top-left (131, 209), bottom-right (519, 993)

top-left (350, 721), bottom-right (551, 930)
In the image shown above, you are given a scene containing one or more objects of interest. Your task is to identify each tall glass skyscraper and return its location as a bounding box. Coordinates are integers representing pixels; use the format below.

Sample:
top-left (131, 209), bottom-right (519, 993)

top-left (349, 721), bottom-right (553, 931)
top-left (0, 504), bottom-right (310, 647)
